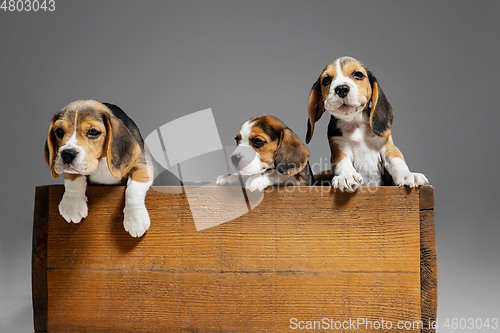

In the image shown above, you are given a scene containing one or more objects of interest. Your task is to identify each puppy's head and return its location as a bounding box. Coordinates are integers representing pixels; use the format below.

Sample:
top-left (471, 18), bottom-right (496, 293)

top-left (230, 115), bottom-right (309, 176)
top-left (45, 100), bottom-right (141, 179)
top-left (306, 56), bottom-right (393, 142)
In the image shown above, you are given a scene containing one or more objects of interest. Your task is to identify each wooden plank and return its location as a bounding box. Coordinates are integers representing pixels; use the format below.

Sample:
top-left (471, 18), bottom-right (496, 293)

top-left (419, 185), bottom-right (437, 332)
top-left (419, 185), bottom-right (434, 210)
top-left (36, 185), bottom-right (427, 332)
top-left (32, 186), bottom-right (48, 333)
top-left (46, 187), bottom-right (421, 273)
top-left (47, 270), bottom-right (420, 332)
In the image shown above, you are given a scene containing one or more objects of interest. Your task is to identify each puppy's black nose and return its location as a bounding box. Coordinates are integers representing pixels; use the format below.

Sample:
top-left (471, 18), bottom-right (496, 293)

top-left (61, 149), bottom-right (78, 164)
top-left (335, 85), bottom-right (350, 98)
top-left (231, 154), bottom-right (242, 166)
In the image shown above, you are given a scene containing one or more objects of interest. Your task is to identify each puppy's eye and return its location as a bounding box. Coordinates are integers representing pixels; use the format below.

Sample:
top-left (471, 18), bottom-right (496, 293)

top-left (352, 71), bottom-right (365, 80)
top-left (55, 128), bottom-right (65, 139)
top-left (252, 138), bottom-right (265, 148)
top-left (321, 76), bottom-right (332, 86)
top-left (87, 128), bottom-right (101, 139)
top-left (234, 137), bottom-right (239, 145)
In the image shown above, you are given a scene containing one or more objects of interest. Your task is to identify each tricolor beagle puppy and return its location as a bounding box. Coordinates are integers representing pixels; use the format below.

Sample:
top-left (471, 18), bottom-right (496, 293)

top-left (217, 115), bottom-right (312, 191)
top-left (45, 100), bottom-right (153, 237)
top-left (306, 56), bottom-right (428, 192)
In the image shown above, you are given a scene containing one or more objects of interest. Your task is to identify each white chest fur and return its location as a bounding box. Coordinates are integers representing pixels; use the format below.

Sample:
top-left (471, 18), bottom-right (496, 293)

top-left (88, 158), bottom-right (123, 185)
top-left (335, 113), bottom-right (386, 186)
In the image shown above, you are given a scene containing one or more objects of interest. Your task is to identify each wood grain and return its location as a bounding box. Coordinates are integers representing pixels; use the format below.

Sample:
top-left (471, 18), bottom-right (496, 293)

top-left (419, 185), bottom-right (435, 211)
top-left (419, 186), bottom-right (437, 332)
top-left (32, 186), bottom-right (48, 333)
top-left (32, 185), bottom-right (436, 332)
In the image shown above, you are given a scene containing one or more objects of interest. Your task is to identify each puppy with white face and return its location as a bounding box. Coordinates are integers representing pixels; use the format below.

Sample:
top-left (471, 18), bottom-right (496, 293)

top-left (307, 56), bottom-right (428, 192)
top-left (217, 115), bottom-right (312, 191)
top-left (45, 100), bottom-right (153, 237)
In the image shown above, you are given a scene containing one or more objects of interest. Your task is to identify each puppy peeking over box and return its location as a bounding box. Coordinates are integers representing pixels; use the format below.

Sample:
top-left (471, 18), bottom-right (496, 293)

top-left (45, 100), bottom-right (153, 237)
top-left (216, 115), bottom-right (313, 192)
top-left (306, 56), bottom-right (429, 192)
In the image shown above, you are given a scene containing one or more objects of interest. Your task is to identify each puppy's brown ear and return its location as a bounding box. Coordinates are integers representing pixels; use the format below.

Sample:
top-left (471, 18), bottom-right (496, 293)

top-left (104, 114), bottom-right (141, 179)
top-left (306, 77), bottom-right (325, 144)
top-left (275, 128), bottom-right (310, 176)
top-left (368, 70), bottom-right (393, 137)
top-left (45, 115), bottom-right (59, 179)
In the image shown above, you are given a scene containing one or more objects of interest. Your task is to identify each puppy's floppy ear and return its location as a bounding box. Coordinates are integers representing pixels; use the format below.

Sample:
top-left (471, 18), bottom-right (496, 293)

top-left (306, 77), bottom-right (325, 144)
top-left (104, 114), bottom-right (141, 179)
top-left (368, 70), bottom-right (393, 136)
top-left (275, 128), bottom-right (310, 176)
top-left (45, 114), bottom-right (59, 179)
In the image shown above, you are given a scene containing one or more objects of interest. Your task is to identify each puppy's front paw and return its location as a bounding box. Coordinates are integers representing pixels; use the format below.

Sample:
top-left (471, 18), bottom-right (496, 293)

top-left (59, 194), bottom-right (88, 223)
top-left (123, 205), bottom-right (150, 237)
top-left (395, 172), bottom-right (429, 188)
top-left (332, 171), bottom-right (363, 192)
top-left (245, 175), bottom-right (270, 192)
top-left (216, 174), bottom-right (239, 186)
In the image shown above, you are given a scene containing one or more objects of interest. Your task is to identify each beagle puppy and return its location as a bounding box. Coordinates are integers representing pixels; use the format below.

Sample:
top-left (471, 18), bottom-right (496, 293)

top-left (217, 115), bottom-right (312, 191)
top-left (306, 56), bottom-right (428, 192)
top-left (45, 100), bottom-right (153, 237)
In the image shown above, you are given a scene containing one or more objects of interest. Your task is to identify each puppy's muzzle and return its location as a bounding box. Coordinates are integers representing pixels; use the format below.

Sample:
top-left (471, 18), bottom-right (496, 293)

top-left (230, 146), bottom-right (261, 175)
top-left (231, 154), bottom-right (242, 166)
top-left (334, 85), bottom-right (350, 98)
top-left (231, 146), bottom-right (255, 169)
top-left (61, 149), bottom-right (78, 164)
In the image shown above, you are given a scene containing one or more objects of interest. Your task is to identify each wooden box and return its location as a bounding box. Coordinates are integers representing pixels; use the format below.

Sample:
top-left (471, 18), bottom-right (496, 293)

top-left (32, 185), bottom-right (436, 332)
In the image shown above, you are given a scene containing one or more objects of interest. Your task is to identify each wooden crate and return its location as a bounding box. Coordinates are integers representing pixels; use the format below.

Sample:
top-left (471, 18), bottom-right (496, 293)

top-left (32, 185), bottom-right (436, 332)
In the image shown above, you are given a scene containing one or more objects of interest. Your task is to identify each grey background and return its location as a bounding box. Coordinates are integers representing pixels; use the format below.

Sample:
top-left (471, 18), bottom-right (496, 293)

top-left (1, 0), bottom-right (499, 331)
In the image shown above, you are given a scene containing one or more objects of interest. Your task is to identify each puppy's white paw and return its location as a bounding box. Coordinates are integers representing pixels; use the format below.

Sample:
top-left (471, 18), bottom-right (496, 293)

top-left (245, 175), bottom-right (270, 192)
top-left (332, 171), bottom-right (364, 192)
top-left (216, 174), bottom-right (239, 186)
top-left (123, 205), bottom-right (150, 237)
top-left (395, 172), bottom-right (429, 188)
top-left (59, 194), bottom-right (88, 223)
